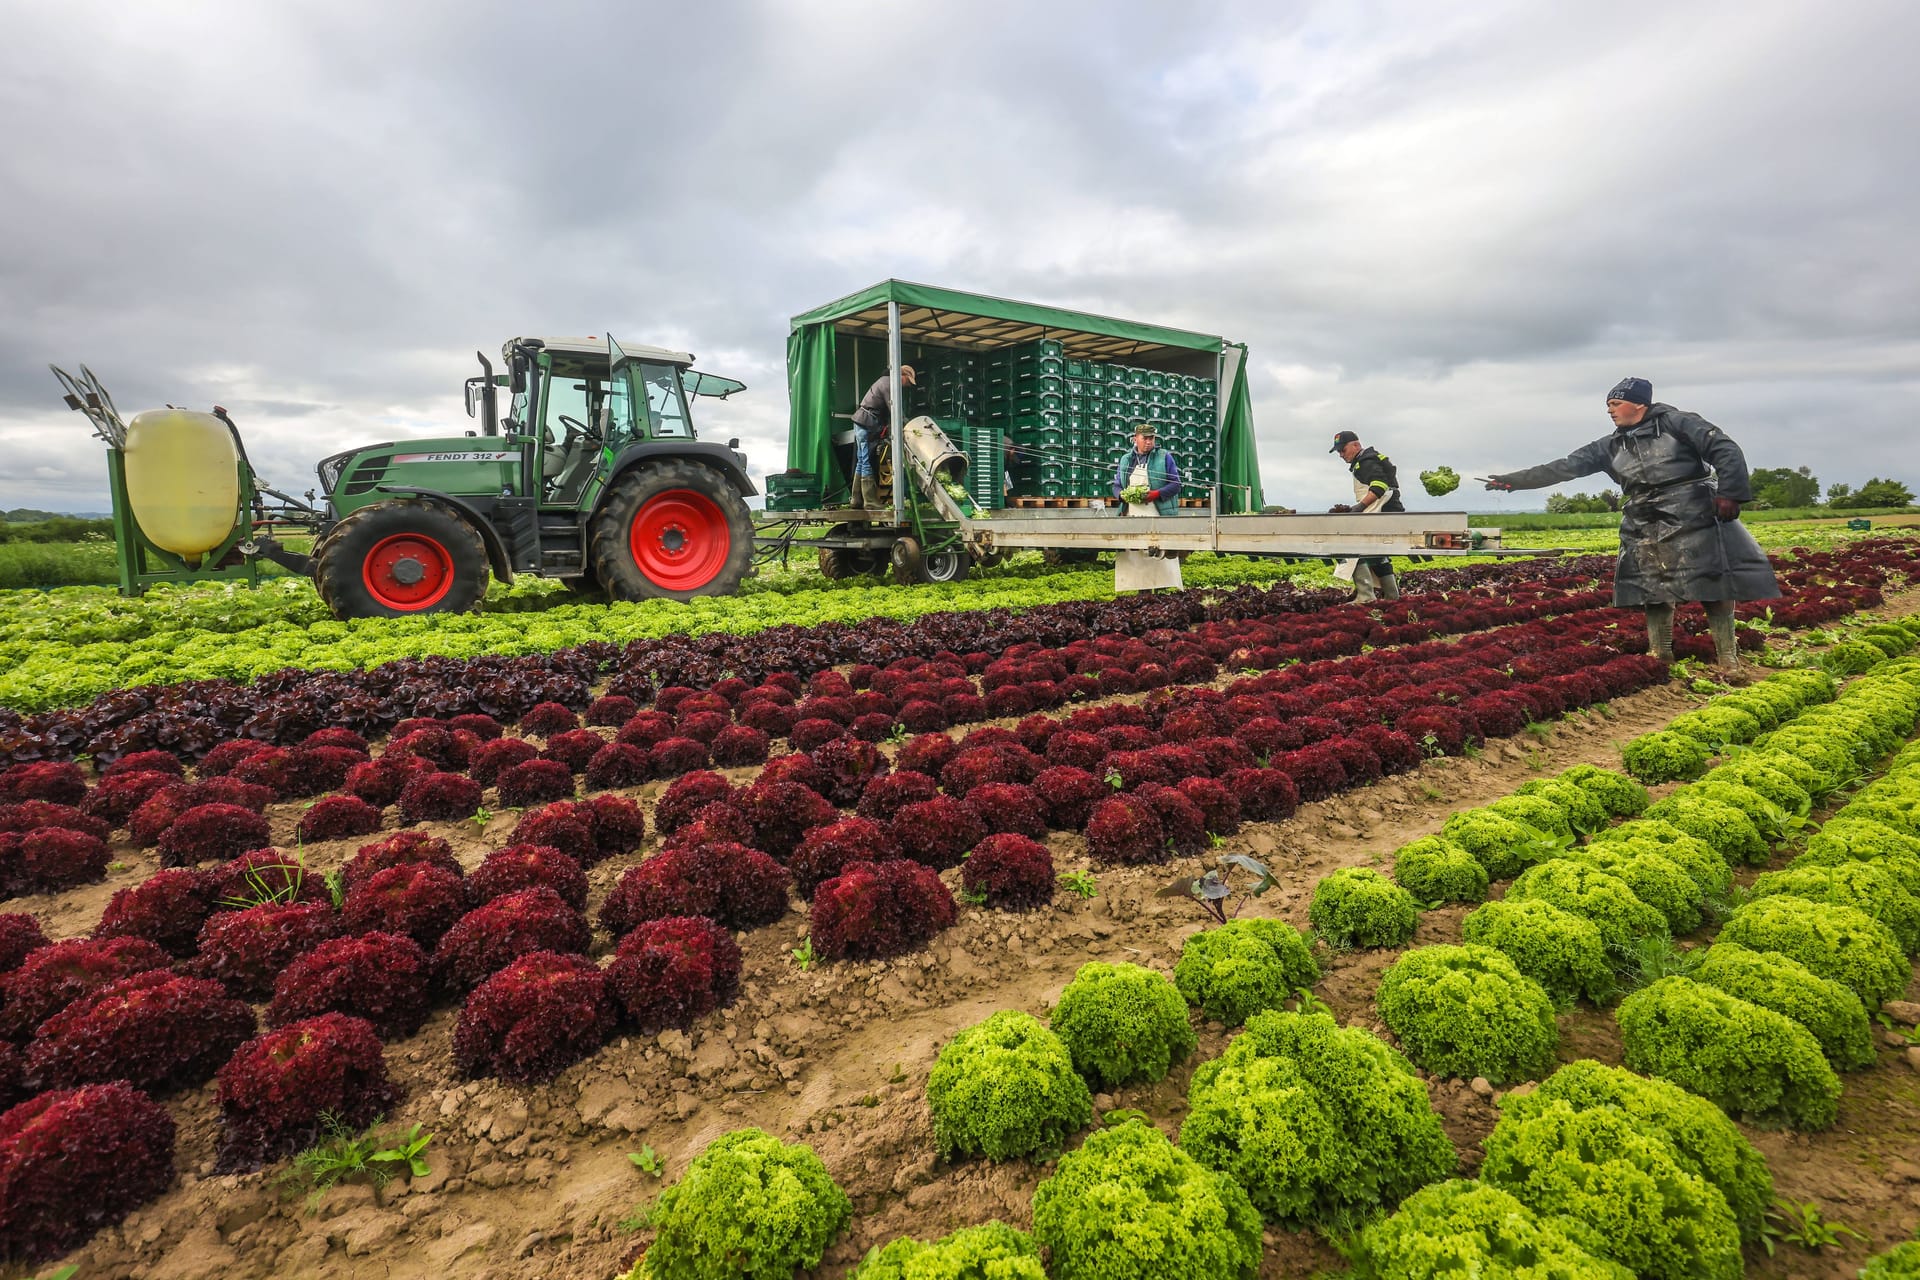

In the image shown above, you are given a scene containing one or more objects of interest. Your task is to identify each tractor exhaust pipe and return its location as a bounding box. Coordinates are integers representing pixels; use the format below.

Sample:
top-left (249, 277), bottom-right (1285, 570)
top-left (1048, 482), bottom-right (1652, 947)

top-left (477, 352), bottom-right (498, 436)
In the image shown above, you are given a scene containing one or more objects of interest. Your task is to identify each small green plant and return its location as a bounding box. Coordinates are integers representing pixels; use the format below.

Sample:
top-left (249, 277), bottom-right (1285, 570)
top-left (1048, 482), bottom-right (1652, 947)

top-left (218, 853), bottom-right (313, 910)
top-left (28, 1268), bottom-right (79, 1280)
top-left (283, 1115), bottom-right (433, 1212)
top-left (1059, 870), bottom-right (1098, 899)
top-left (888, 1063), bottom-right (908, 1084)
top-left (1763, 1199), bottom-right (1867, 1253)
top-left (325, 868), bottom-right (347, 910)
top-left (1874, 1013), bottom-right (1920, 1045)
top-left (1523, 748), bottom-right (1548, 771)
top-left (960, 885), bottom-right (989, 907)
top-left (629, 1145), bottom-right (664, 1177)
top-left (1416, 780), bottom-right (1446, 802)
top-left (1290, 987), bottom-right (1334, 1019)
top-left (1523, 721), bottom-right (1554, 743)
top-left (886, 722), bottom-right (909, 745)
top-left (470, 806), bottom-right (493, 828)
top-left (107, 860), bottom-right (128, 872)
top-left (1103, 767), bottom-right (1124, 790)
top-left (1619, 934), bottom-right (1701, 992)
top-left (790, 937), bottom-right (817, 971)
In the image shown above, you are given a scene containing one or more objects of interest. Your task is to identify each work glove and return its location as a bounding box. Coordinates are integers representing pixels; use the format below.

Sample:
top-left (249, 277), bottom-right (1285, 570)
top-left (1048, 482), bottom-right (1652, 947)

top-left (1484, 479), bottom-right (1514, 492)
top-left (1328, 503), bottom-right (1353, 514)
top-left (1713, 496), bottom-right (1741, 522)
top-left (1146, 490), bottom-right (1162, 501)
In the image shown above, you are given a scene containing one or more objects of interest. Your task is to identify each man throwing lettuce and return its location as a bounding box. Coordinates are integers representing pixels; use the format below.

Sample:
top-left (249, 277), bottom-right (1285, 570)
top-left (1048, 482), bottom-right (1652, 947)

top-left (1486, 377), bottom-right (1779, 670)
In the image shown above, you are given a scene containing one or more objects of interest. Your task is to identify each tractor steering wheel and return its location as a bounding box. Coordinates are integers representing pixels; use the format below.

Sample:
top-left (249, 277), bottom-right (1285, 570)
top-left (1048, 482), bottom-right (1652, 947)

top-left (557, 414), bottom-right (592, 441)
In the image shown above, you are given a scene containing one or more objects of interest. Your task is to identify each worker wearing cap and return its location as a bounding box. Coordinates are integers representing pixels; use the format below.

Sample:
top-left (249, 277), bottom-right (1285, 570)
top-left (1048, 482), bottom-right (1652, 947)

top-left (847, 365), bottom-right (914, 510)
top-left (1485, 377), bottom-right (1779, 669)
top-left (1328, 430), bottom-right (1404, 601)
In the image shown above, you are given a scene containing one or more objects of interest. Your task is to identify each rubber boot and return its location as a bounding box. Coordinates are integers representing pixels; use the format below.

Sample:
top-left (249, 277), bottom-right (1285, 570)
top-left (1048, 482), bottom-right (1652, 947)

top-left (1351, 565), bottom-right (1378, 603)
top-left (1378, 571), bottom-right (1401, 601)
top-left (1705, 599), bottom-right (1740, 670)
top-left (1644, 603), bottom-right (1676, 662)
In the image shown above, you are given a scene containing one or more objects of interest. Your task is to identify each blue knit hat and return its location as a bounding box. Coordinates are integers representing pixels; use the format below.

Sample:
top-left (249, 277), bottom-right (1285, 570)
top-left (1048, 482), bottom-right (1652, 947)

top-left (1607, 376), bottom-right (1653, 406)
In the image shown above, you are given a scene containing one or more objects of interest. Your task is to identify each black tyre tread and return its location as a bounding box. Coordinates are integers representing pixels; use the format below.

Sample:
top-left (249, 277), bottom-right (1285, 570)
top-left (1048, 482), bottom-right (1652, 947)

top-left (589, 459), bottom-right (754, 602)
top-left (314, 500), bottom-right (489, 621)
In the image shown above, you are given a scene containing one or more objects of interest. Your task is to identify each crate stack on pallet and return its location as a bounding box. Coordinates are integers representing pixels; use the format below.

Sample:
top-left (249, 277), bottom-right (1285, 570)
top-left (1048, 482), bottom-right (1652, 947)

top-left (884, 337), bottom-right (1219, 506)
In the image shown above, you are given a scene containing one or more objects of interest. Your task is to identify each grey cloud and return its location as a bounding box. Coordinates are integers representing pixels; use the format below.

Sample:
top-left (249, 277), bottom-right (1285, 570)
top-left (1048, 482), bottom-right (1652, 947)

top-left (1, 0), bottom-right (1915, 516)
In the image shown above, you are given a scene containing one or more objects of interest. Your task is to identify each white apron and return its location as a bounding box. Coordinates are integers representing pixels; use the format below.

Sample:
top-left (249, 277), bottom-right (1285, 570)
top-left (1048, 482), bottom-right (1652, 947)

top-left (1333, 478), bottom-right (1396, 585)
top-left (1114, 459), bottom-right (1183, 592)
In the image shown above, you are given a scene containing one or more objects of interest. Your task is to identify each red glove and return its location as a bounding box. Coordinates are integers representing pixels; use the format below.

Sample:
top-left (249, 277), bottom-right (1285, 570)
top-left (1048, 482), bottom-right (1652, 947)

top-left (1485, 479), bottom-right (1514, 492)
top-left (1713, 496), bottom-right (1740, 522)
top-left (1145, 489), bottom-right (1162, 501)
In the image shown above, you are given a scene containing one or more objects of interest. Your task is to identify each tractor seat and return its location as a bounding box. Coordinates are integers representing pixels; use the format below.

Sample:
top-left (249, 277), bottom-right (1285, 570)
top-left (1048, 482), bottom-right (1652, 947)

top-left (549, 435), bottom-right (599, 502)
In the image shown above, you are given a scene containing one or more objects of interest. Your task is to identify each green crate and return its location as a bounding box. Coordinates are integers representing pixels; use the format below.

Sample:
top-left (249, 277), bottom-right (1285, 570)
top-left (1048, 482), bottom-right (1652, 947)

top-left (765, 472), bottom-right (822, 511)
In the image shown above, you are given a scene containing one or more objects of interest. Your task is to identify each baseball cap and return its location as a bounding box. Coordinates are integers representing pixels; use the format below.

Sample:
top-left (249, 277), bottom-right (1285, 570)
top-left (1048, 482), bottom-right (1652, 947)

top-left (1329, 430), bottom-right (1360, 453)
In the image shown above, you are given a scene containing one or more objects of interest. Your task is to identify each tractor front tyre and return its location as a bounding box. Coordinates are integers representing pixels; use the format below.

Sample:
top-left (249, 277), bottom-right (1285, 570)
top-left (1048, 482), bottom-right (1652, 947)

top-left (590, 461), bottom-right (754, 602)
top-left (315, 500), bottom-right (490, 620)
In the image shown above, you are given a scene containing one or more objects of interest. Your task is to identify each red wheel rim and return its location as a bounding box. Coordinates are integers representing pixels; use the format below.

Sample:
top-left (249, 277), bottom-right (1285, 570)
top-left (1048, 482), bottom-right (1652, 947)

top-left (629, 489), bottom-right (731, 591)
top-left (362, 532), bottom-right (455, 610)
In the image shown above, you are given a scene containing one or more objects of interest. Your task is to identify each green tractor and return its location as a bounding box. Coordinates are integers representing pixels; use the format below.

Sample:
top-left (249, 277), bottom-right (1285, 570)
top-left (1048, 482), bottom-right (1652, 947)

top-left (55, 336), bottom-right (758, 618)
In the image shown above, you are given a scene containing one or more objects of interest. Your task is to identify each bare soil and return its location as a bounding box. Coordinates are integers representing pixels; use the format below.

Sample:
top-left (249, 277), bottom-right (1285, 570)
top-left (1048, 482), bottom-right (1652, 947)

top-left (11, 605), bottom-right (1920, 1280)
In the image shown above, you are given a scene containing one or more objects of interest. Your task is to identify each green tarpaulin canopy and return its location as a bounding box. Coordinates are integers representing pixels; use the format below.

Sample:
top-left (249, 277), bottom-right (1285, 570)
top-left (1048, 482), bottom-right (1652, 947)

top-left (786, 279), bottom-right (1262, 512)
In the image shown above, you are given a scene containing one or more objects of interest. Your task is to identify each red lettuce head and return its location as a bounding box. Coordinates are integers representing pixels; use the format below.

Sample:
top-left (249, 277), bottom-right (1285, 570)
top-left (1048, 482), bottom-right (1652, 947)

top-left (295, 794), bottom-right (385, 844)
top-left (344, 831), bottom-right (462, 886)
top-left (600, 842), bottom-right (791, 934)
top-left (343, 861), bottom-right (468, 949)
top-left (468, 844), bottom-right (588, 910)
top-left (24, 969), bottom-right (254, 1095)
top-left (0, 762), bottom-right (87, 807)
top-left (542, 729), bottom-right (607, 773)
top-left (396, 771), bottom-right (484, 824)
top-left (519, 701), bottom-right (580, 736)
top-left (790, 818), bottom-right (902, 899)
top-left (432, 887), bottom-right (591, 994)
top-left (0, 826), bottom-right (109, 895)
top-left (0, 936), bottom-right (174, 1040)
top-left (655, 771), bottom-right (736, 834)
top-left (960, 834), bottom-right (1054, 911)
top-left (191, 902), bottom-right (341, 998)
top-left (495, 759), bottom-right (577, 808)
top-left (735, 780), bottom-right (839, 861)
top-left (584, 741), bottom-right (654, 789)
top-left (0, 914), bottom-right (49, 974)
top-left (269, 930), bottom-right (432, 1040)
top-left (1032, 766), bottom-right (1109, 831)
top-left (467, 737), bottom-right (540, 786)
top-left (1174, 777), bottom-right (1241, 837)
top-left (0, 1082), bottom-right (176, 1265)
top-left (889, 795), bottom-right (988, 871)
top-left (451, 950), bottom-right (613, 1084)
top-left (156, 802), bottom-right (273, 868)
top-left (810, 860), bottom-right (957, 961)
top-left (965, 782), bottom-right (1048, 839)
top-left (216, 1012), bottom-right (399, 1171)
top-left (855, 770), bottom-right (940, 823)
top-left (605, 915), bottom-right (743, 1032)
top-left (1084, 794), bottom-right (1169, 865)
top-left (1220, 767), bottom-right (1299, 822)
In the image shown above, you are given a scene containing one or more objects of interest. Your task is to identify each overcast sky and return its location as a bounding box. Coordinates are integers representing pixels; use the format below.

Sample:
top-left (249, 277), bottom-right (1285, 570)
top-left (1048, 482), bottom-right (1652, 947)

top-left (3, 0), bottom-right (1915, 515)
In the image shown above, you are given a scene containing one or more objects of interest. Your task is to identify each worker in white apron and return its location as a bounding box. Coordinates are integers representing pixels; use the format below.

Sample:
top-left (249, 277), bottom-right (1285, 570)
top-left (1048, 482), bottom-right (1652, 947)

top-left (1111, 423), bottom-right (1183, 593)
top-left (1328, 429), bottom-right (1403, 602)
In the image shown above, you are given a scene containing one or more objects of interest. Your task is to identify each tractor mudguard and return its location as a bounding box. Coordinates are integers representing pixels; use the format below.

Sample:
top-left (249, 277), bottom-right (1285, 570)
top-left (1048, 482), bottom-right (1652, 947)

top-left (373, 486), bottom-right (514, 583)
top-left (594, 441), bottom-right (757, 520)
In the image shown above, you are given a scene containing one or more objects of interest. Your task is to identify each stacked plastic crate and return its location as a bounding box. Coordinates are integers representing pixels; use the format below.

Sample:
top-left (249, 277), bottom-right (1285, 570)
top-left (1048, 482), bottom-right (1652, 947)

top-left (988, 340), bottom-right (1068, 497)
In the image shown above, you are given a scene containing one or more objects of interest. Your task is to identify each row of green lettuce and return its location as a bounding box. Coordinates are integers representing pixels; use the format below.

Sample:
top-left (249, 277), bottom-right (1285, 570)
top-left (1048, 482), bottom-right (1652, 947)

top-left (0, 553), bottom-right (1336, 714)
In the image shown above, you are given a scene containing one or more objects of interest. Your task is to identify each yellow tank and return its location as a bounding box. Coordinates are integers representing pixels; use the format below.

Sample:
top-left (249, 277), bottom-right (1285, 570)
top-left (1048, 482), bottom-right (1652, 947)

top-left (123, 409), bottom-right (242, 557)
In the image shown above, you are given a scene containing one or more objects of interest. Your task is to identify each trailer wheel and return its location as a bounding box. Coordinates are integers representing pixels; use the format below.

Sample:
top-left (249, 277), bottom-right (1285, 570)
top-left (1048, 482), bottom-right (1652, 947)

top-left (590, 460), bottom-right (754, 601)
top-left (890, 536), bottom-right (970, 586)
top-left (315, 499), bottom-right (490, 620)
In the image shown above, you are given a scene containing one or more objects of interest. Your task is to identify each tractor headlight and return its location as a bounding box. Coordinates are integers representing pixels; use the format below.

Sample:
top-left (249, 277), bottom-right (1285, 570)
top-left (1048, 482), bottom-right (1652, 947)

top-left (316, 450), bottom-right (353, 495)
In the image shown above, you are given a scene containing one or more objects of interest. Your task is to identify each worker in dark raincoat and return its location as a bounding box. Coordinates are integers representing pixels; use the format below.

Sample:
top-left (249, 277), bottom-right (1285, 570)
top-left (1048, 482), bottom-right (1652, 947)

top-left (1486, 377), bottom-right (1779, 670)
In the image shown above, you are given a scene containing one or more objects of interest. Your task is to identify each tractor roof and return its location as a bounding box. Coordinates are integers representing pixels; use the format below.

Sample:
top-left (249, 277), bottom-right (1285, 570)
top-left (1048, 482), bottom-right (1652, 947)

top-left (512, 336), bottom-right (695, 366)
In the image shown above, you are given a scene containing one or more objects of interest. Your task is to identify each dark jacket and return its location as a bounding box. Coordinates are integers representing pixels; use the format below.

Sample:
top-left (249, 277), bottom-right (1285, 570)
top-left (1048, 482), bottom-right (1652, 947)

top-left (1491, 404), bottom-right (1781, 606)
top-left (1112, 446), bottom-right (1182, 515)
top-left (1347, 446), bottom-right (1406, 512)
top-left (850, 377), bottom-right (896, 433)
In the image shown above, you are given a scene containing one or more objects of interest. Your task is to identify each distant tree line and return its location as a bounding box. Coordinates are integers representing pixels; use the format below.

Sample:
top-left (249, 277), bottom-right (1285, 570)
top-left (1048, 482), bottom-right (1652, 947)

top-left (0, 515), bottom-right (115, 544)
top-left (1543, 466), bottom-right (1914, 513)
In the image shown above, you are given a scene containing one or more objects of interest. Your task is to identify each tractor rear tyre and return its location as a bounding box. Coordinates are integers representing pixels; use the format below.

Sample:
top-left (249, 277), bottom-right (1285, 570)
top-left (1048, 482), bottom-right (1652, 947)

top-left (315, 499), bottom-right (490, 620)
top-left (590, 460), bottom-right (754, 602)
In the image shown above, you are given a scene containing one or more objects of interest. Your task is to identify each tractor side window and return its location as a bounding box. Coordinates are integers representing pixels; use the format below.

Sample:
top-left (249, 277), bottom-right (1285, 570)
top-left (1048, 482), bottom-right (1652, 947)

top-left (640, 363), bottom-right (693, 439)
top-left (607, 363), bottom-right (636, 448)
